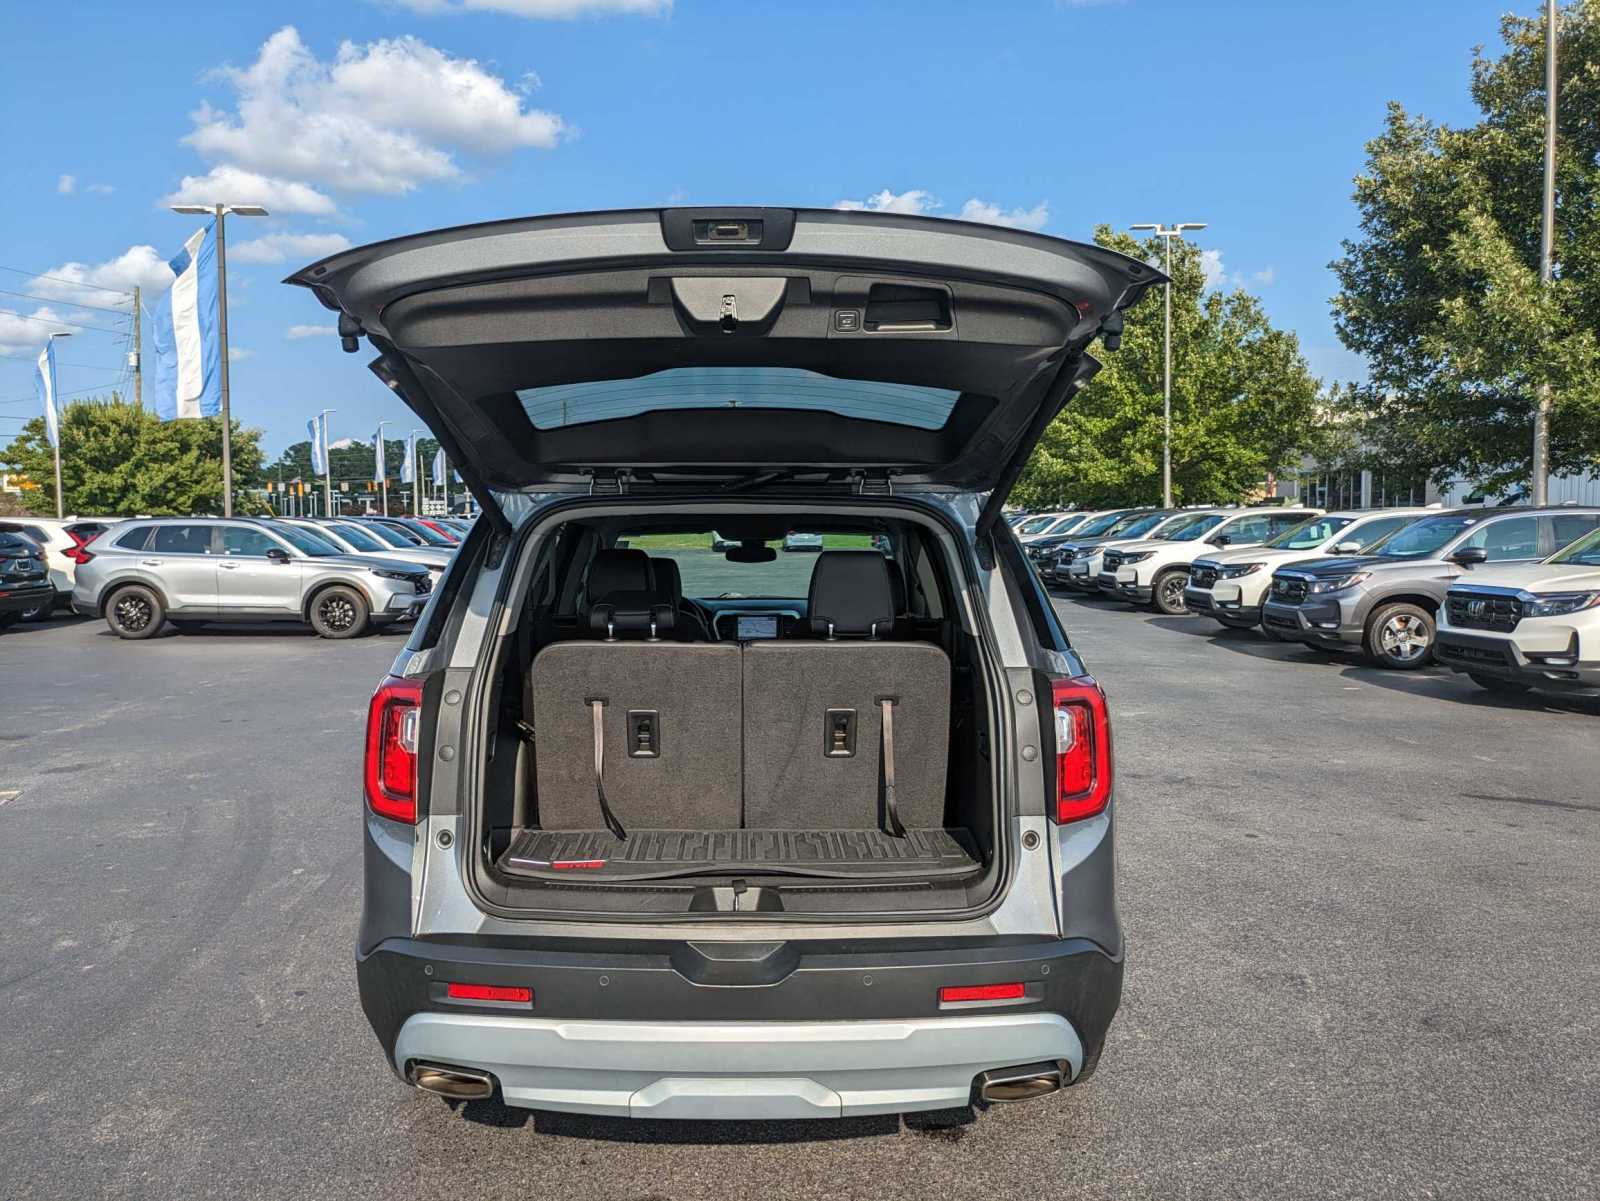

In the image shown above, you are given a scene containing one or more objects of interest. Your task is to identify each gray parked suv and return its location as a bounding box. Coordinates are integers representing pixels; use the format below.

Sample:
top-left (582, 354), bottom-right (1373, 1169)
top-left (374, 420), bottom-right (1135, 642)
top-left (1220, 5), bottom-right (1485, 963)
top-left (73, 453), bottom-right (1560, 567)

top-left (72, 517), bottom-right (432, 639)
top-left (1262, 505), bottom-right (1600, 669)
top-left (288, 206), bottom-right (1156, 1121)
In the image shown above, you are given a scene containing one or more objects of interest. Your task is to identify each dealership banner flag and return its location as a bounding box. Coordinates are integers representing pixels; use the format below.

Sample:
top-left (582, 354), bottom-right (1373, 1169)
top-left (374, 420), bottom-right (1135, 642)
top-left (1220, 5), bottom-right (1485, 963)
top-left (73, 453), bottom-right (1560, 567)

top-left (35, 338), bottom-right (60, 448)
top-left (147, 222), bottom-right (221, 420)
top-left (372, 429), bottom-right (385, 482)
top-left (308, 414), bottom-right (328, 475)
top-left (400, 431), bottom-right (417, 484)
top-left (431, 447), bottom-right (446, 483)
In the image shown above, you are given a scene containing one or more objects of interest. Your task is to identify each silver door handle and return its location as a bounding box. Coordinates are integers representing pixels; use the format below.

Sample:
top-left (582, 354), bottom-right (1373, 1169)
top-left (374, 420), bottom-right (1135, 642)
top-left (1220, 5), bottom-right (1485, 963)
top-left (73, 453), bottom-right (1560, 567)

top-left (141, 559), bottom-right (163, 566)
top-left (219, 562), bottom-right (239, 570)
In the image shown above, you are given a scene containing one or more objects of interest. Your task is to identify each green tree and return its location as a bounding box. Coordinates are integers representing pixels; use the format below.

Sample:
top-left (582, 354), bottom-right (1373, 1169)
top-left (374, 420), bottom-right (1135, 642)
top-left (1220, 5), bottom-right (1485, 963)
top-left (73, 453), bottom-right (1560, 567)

top-left (1331, 2), bottom-right (1600, 494)
top-left (1, 394), bottom-right (267, 515)
top-left (1014, 227), bottom-right (1323, 508)
top-left (265, 434), bottom-right (441, 511)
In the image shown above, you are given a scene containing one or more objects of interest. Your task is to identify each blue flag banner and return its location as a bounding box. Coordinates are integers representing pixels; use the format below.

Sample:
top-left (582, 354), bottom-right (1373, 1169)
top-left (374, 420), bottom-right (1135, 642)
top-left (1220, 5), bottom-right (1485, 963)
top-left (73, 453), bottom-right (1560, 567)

top-left (400, 432), bottom-right (417, 484)
top-left (431, 447), bottom-right (446, 483)
top-left (372, 430), bottom-right (385, 482)
top-left (308, 415), bottom-right (327, 475)
top-left (148, 222), bottom-right (221, 420)
top-left (35, 339), bottom-right (60, 449)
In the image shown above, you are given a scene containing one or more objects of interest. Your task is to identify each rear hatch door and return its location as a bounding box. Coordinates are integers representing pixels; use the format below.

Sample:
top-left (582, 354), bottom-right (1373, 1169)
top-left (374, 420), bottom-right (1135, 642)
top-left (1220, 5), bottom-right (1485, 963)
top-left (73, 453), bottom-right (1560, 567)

top-left (286, 207), bottom-right (1160, 526)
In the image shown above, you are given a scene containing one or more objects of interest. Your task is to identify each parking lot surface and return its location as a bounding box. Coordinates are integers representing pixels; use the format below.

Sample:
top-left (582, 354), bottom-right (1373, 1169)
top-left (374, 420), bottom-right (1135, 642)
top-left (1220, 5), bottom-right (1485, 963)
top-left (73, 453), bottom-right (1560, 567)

top-left (1, 599), bottom-right (1595, 1201)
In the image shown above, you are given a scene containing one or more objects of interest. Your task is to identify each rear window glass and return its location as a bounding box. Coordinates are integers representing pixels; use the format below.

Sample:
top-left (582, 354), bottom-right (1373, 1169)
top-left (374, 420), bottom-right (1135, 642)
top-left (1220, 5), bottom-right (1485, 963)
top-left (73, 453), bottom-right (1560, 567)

top-left (150, 524), bottom-right (214, 554)
top-left (624, 532), bottom-right (888, 600)
top-left (113, 526), bottom-right (153, 550)
top-left (518, 367), bottom-right (962, 431)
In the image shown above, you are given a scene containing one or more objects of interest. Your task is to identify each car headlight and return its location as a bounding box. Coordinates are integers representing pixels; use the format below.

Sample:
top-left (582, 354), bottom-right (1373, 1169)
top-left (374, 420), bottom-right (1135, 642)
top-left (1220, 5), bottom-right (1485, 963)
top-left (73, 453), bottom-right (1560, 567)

top-left (1308, 571), bottom-right (1370, 593)
top-left (1217, 562), bottom-right (1264, 578)
top-left (370, 568), bottom-right (419, 583)
top-left (1523, 591), bottom-right (1600, 617)
top-left (1118, 551), bottom-right (1154, 564)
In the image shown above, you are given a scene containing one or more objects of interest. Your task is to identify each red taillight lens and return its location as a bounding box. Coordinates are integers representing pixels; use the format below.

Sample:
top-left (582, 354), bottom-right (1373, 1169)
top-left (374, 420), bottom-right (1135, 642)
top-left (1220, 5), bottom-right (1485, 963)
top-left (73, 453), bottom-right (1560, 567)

top-left (364, 676), bottom-right (424, 823)
top-left (446, 983), bottom-right (532, 1004)
top-left (939, 982), bottom-right (1026, 1003)
top-left (63, 532), bottom-right (96, 565)
top-left (1051, 676), bottom-right (1112, 824)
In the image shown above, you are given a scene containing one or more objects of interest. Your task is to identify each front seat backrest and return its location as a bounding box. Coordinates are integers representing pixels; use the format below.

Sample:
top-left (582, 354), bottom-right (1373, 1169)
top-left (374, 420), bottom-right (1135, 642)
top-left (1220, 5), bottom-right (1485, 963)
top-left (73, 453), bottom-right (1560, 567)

top-left (806, 551), bottom-right (895, 638)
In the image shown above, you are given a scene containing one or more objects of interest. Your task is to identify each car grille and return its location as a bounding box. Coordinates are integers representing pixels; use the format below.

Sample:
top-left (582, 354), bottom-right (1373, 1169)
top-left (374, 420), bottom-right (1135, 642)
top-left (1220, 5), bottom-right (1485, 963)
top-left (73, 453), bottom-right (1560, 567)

top-left (1271, 576), bottom-right (1308, 604)
top-left (1438, 640), bottom-right (1512, 666)
top-left (1189, 565), bottom-right (1219, 589)
top-left (1446, 591), bottom-right (1520, 632)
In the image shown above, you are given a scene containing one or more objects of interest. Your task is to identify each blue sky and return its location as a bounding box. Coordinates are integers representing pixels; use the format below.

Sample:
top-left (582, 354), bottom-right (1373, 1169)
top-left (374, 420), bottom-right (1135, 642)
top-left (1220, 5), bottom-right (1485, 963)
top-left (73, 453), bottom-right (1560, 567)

top-left (0, 0), bottom-right (1522, 458)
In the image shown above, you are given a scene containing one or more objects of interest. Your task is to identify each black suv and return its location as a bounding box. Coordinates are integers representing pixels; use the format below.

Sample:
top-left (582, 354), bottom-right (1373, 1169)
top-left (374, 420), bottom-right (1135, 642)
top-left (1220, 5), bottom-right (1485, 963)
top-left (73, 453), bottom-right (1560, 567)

top-left (0, 530), bottom-right (53, 632)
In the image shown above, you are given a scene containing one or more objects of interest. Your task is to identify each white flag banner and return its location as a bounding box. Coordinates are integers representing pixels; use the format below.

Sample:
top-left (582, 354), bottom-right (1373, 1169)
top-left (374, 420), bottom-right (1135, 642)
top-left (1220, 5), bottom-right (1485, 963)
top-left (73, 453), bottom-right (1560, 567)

top-left (372, 429), bottom-right (385, 482)
top-left (308, 415), bottom-right (328, 475)
top-left (400, 432), bottom-right (417, 484)
top-left (431, 447), bottom-right (446, 483)
top-left (35, 339), bottom-right (60, 449)
top-left (148, 222), bottom-right (221, 421)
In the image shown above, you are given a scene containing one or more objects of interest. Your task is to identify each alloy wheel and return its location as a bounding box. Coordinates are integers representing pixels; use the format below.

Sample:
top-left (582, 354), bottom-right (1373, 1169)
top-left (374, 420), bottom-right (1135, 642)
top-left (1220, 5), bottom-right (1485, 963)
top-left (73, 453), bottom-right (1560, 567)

top-left (1159, 574), bottom-right (1188, 613)
top-left (114, 595), bottom-right (153, 632)
top-left (319, 595), bottom-right (356, 632)
top-left (1379, 613), bottom-right (1430, 662)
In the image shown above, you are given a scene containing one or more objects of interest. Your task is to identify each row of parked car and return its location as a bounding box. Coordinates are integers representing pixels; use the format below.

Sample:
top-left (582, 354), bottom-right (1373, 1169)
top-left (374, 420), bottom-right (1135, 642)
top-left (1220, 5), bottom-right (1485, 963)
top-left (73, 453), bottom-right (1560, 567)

top-left (0, 513), bottom-right (474, 640)
top-left (1014, 502), bottom-right (1600, 699)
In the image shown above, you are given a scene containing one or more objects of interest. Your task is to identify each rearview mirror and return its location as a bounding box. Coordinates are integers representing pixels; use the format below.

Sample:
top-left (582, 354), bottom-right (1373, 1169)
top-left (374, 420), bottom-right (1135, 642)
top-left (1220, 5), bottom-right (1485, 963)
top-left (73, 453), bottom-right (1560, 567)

top-left (266, 547), bottom-right (291, 563)
top-left (725, 542), bottom-right (776, 564)
top-left (1451, 546), bottom-right (1488, 567)
top-left (1333, 540), bottom-right (1363, 554)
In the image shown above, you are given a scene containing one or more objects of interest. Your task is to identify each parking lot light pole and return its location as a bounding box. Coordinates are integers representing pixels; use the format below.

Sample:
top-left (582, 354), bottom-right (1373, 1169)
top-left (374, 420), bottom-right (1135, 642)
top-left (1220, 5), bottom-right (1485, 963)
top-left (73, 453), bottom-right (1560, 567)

top-left (1130, 222), bottom-right (1207, 508)
top-left (1532, 0), bottom-right (1558, 506)
top-left (169, 202), bottom-right (269, 517)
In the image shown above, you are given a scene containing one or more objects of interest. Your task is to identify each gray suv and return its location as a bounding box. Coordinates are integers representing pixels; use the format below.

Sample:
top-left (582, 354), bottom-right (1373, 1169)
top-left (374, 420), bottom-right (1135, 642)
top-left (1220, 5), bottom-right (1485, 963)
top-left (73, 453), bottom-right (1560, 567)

top-left (71, 517), bottom-right (431, 639)
top-left (1262, 505), bottom-right (1600, 669)
top-left (289, 206), bottom-right (1155, 1122)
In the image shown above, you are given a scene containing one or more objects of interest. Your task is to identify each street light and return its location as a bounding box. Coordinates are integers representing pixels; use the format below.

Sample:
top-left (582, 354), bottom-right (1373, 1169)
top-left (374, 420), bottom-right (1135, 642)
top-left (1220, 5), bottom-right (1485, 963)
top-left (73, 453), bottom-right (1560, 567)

top-left (43, 331), bottom-right (72, 518)
top-left (169, 202), bottom-right (269, 516)
top-left (1130, 221), bottom-right (1207, 508)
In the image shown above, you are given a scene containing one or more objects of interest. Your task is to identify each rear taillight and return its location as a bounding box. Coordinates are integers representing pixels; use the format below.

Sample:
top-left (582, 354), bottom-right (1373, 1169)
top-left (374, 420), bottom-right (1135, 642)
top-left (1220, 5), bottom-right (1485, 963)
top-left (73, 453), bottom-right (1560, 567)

top-left (63, 532), bottom-right (95, 564)
top-left (1050, 676), bottom-right (1112, 824)
top-left (364, 676), bottom-right (423, 823)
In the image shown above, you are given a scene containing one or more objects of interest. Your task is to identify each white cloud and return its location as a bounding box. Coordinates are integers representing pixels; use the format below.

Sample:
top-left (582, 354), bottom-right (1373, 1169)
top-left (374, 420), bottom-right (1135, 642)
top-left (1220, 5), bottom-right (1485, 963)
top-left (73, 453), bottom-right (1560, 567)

top-left (86, 182), bottom-right (116, 195)
top-left (229, 347), bottom-right (255, 362)
top-left (163, 164), bottom-right (338, 216)
top-left (181, 26), bottom-right (565, 199)
top-left (229, 232), bottom-right (353, 265)
top-left (397, 0), bottom-right (670, 15)
top-left (1198, 249), bottom-right (1276, 293)
top-left (57, 174), bottom-right (76, 195)
top-left (28, 247), bottom-right (174, 308)
top-left (0, 306), bottom-right (74, 354)
top-left (1200, 248), bottom-right (1227, 291)
top-left (836, 188), bottom-right (938, 215)
top-left (835, 189), bottom-right (1049, 232)
top-left (286, 323), bottom-right (338, 339)
top-left (1251, 266), bottom-right (1276, 287)
top-left (957, 198), bottom-right (1050, 231)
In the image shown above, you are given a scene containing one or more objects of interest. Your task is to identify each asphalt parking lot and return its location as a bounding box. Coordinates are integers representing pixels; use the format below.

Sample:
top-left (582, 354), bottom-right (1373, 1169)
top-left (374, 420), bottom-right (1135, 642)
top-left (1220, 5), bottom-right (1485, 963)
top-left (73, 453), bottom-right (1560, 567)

top-left (2, 599), bottom-right (1596, 1201)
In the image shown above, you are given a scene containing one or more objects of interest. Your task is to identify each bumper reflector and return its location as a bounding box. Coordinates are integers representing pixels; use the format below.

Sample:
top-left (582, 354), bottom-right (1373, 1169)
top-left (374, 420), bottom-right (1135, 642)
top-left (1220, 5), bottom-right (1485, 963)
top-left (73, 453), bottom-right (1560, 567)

top-left (939, 982), bottom-right (1025, 1003)
top-left (446, 983), bottom-right (533, 1004)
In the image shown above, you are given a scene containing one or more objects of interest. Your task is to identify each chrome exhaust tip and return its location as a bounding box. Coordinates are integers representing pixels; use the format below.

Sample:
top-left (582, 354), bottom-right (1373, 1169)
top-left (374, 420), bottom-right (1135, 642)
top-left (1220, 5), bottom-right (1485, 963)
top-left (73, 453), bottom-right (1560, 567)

top-left (406, 1061), bottom-right (496, 1101)
top-left (976, 1061), bottom-right (1066, 1103)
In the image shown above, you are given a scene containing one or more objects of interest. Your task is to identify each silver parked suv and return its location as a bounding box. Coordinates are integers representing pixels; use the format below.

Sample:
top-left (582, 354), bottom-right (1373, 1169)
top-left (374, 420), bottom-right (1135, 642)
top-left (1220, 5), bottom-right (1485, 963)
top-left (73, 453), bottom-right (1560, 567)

top-left (1261, 505), bottom-right (1600, 669)
top-left (72, 517), bottom-right (432, 639)
top-left (289, 206), bottom-right (1152, 1122)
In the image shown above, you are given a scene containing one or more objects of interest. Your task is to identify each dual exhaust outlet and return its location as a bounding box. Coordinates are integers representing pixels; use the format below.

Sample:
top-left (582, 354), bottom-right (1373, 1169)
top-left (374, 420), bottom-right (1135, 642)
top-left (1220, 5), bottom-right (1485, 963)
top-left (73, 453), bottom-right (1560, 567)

top-left (406, 1058), bottom-right (1068, 1108)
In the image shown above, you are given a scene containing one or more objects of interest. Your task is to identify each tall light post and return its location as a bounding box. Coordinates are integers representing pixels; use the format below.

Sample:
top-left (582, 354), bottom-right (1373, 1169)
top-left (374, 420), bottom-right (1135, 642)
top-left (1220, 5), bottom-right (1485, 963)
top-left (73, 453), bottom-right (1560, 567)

top-left (169, 202), bottom-right (268, 516)
top-left (1131, 222), bottom-right (1207, 508)
top-left (1532, 0), bottom-right (1558, 505)
top-left (316, 407), bottom-right (336, 518)
top-left (42, 331), bottom-right (72, 518)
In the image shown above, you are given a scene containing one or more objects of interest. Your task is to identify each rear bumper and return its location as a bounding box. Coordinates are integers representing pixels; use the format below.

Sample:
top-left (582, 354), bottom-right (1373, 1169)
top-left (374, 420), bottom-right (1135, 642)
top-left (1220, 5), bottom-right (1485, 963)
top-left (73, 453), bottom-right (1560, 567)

top-left (0, 582), bottom-right (55, 615)
top-left (358, 934), bottom-right (1122, 1118)
top-left (1437, 630), bottom-right (1600, 690)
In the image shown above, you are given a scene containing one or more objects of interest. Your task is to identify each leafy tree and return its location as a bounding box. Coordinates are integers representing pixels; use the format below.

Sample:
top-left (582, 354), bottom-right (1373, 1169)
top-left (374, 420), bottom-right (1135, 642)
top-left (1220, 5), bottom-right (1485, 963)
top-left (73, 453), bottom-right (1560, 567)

top-left (1331, 2), bottom-right (1600, 494)
top-left (265, 434), bottom-right (442, 512)
top-left (1014, 227), bottom-right (1323, 508)
top-left (0, 394), bottom-right (267, 516)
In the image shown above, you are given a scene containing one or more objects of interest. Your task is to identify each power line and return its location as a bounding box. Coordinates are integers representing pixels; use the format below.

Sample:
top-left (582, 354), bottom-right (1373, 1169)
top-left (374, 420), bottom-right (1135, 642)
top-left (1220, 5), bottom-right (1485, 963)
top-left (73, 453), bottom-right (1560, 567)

top-left (0, 264), bottom-right (137, 298)
top-left (0, 287), bottom-right (133, 316)
top-left (0, 308), bottom-right (130, 336)
top-left (0, 350), bottom-right (128, 370)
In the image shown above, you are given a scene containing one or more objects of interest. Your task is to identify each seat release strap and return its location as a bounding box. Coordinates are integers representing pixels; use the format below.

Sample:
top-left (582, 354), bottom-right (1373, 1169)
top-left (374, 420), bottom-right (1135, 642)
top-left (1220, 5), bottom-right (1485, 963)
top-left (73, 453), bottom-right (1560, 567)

top-left (879, 697), bottom-right (906, 838)
top-left (590, 699), bottom-right (628, 842)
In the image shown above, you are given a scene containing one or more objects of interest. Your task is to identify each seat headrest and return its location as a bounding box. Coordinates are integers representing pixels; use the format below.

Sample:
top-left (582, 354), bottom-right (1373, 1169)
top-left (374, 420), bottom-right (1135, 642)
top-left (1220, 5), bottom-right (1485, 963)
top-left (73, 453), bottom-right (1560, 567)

top-left (806, 551), bottom-right (895, 638)
top-left (590, 594), bottom-right (676, 639)
top-left (586, 548), bottom-right (652, 607)
top-left (649, 556), bottom-right (684, 606)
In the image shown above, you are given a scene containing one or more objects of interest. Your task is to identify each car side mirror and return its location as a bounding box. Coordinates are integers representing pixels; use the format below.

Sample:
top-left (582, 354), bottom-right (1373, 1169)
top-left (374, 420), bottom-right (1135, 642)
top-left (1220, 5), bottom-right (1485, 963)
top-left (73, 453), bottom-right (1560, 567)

top-left (266, 547), bottom-right (291, 564)
top-left (1450, 546), bottom-right (1488, 567)
top-left (1333, 540), bottom-right (1363, 554)
top-left (1209, 534), bottom-right (1231, 546)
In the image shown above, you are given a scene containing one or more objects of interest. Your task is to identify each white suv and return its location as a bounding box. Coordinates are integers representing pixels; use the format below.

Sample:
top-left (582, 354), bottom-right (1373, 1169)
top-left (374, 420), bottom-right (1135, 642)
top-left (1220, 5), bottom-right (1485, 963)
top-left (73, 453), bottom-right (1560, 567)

top-left (0, 516), bottom-right (112, 615)
top-left (1098, 506), bottom-right (1321, 615)
top-left (1184, 508), bottom-right (1432, 633)
top-left (1437, 524), bottom-right (1600, 696)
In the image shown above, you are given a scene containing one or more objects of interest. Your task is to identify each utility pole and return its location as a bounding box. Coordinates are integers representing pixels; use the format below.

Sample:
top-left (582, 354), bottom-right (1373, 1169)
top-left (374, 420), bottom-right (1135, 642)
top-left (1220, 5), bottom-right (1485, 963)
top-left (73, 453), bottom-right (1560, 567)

top-left (1130, 222), bottom-right (1207, 507)
top-left (169, 201), bottom-right (268, 516)
top-left (131, 286), bottom-right (142, 408)
top-left (1532, 0), bottom-right (1558, 505)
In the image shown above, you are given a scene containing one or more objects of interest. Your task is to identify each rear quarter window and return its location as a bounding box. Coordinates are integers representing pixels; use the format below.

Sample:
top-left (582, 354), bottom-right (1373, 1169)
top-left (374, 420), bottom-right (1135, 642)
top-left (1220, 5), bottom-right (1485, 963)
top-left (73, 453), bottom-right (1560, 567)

top-left (112, 526), bottom-right (155, 551)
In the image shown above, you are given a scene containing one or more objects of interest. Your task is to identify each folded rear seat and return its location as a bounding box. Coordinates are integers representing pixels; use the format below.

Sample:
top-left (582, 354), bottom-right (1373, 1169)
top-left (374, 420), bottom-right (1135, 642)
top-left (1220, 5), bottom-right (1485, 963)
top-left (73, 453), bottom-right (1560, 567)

top-left (743, 552), bottom-right (951, 832)
top-left (529, 550), bottom-right (741, 834)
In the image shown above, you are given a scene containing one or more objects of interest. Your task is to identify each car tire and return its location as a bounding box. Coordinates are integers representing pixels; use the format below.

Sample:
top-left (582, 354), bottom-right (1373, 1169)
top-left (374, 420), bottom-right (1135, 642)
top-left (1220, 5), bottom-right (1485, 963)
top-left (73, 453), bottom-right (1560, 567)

top-left (1467, 672), bottom-right (1532, 695)
top-left (21, 598), bottom-right (52, 621)
top-left (309, 585), bottom-right (370, 639)
top-left (1150, 569), bottom-right (1190, 616)
top-left (105, 585), bottom-right (165, 640)
top-left (1363, 601), bottom-right (1435, 670)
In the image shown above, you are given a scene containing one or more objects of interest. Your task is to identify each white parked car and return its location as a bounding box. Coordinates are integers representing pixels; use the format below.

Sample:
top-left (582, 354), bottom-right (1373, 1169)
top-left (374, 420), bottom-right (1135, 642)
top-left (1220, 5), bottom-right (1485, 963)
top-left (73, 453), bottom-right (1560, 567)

top-left (1184, 508), bottom-right (1432, 633)
top-left (1098, 506), bottom-right (1322, 615)
top-left (277, 518), bottom-right (454, 575)
top-left (1437, 523), bottom-right (1600, 696)
top-left (1015, 511), bottom-right (1090, 542)
top-left (0, 516), bottom-right (114, 616)
top-left (1053, 509), bottom-right (1209, 591)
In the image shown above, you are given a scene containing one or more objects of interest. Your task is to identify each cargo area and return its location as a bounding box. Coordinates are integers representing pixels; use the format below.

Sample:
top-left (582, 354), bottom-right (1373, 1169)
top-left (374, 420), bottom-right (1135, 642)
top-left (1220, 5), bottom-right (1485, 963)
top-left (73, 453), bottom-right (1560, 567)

top-left (472, 504), bottom-right (1004, 917)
